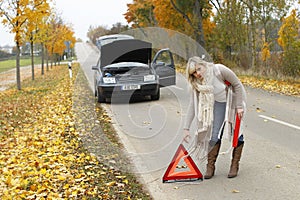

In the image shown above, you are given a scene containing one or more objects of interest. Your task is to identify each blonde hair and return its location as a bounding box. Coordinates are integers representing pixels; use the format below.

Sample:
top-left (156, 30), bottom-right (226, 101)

top-left (186, 56), bottom-right (212, 89)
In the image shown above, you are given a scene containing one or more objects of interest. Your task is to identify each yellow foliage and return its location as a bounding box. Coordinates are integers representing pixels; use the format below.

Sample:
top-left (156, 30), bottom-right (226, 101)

top-left (125, 0), bottom-right (215, 39)
top-left (152, 0), bottom-right (186, 32)
top-left (261, 42), bottom-right (271, 62)
top-left (124, 0), bottom-right (156, 27)
top-left (46, 23), bottom-right (76, 56)
top-left (0, 66), bottom-right (90, 197)
top-left (240, 76), bottom-right (300, 96)
top-left (0, 0), bottom-right (50, 46)
top-left (278, 9), bottom-right (300, 49)
top-left (0, 65), bottom-right (150, 199)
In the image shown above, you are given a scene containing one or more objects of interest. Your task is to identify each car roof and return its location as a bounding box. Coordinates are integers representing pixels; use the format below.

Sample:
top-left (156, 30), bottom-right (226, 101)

top-left (96, 34), bottom-right (134, 47)
top-left (97, 34), bottom-right (134, 40)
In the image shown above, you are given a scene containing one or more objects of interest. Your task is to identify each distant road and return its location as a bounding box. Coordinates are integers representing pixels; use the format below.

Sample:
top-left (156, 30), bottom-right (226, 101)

top-left (75, 42), bottom-right (300, 200)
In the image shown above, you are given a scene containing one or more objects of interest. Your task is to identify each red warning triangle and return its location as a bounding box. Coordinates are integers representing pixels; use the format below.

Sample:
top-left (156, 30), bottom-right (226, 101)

top-left (163, 144), bottom-right (203, 183)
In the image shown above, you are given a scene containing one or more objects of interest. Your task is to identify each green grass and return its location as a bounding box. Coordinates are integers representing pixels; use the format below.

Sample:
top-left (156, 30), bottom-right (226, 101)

top-left (0, 56), bottom-right (42, 73)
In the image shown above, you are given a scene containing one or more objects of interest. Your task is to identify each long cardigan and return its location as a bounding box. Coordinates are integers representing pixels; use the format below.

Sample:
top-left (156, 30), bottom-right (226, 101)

top-left (184, 64), bottom-right (247, 140)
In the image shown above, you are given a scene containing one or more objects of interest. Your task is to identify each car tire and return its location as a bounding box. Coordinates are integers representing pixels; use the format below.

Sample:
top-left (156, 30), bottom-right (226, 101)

top-left (97, 90), bottom-right (106, 103)
top-left (94, 82), bottom-right (98, 97)
top-left (151, 89), bottom-right (160, 100)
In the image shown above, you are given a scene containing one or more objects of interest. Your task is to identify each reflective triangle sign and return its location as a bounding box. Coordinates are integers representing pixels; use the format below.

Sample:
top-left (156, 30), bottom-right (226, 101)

top-left (162, 144), bottom-right (203, 183)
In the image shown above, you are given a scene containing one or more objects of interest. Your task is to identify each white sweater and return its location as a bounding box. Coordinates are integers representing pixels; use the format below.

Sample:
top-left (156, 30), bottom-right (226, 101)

top-left (184, 64), bottom-right (246, 130)
top-left (213, 75), bottom-right (226, 102)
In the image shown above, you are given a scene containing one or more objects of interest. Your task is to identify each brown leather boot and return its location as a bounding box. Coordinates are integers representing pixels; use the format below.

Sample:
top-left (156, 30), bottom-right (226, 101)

top-left (228, 142), bottom-right (244, 178)
top-left (204, 141), bottom-right (221, 179)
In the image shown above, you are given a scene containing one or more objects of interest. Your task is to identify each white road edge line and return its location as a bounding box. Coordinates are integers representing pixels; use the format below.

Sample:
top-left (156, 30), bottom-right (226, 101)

top-left (258, 114), bottom-right (300, 130)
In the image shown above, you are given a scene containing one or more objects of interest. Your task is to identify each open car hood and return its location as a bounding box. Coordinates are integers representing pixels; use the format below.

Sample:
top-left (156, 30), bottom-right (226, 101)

top-left (100, 39), bottom-right (152, 68)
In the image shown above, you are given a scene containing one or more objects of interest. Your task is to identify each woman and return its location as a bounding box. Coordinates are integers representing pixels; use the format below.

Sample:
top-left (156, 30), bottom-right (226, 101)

top-left (183, 56), bottom-right (246, 179)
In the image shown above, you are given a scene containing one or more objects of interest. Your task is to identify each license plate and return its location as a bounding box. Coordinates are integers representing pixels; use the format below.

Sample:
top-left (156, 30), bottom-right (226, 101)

top-left (121, 85), bottom-right (141, 90)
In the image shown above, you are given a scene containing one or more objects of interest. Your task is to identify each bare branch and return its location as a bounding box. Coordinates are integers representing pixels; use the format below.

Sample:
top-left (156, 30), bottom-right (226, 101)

top-left (169, 0), bottom-right (195, 29)
top-left (209, 0), bottom-right (221, 15)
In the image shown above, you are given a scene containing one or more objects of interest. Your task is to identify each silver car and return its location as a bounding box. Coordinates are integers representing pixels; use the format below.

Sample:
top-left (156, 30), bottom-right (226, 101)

top-left (92, 37), bottom-right (176, 103)
top-left (95, 34), bottom-right (134, 48)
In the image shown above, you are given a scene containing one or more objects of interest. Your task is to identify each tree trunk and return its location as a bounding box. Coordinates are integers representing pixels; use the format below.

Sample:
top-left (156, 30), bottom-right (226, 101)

top-left (41, 43), bottom-right (45, 75)
top-left (249, 0), bottom-right (256, 69)
top-left (170, 0), bottom-right (205, 48)
top-left (30, 39), bottom-right (35, 80)
top-left (194, 0), bottom-right (205, 48)
top-left (45, 46), bottom-right (49, 71)
top-left (51, 47), bottom-right (54, 68)
top-left (16, 42), bottom-right (21, 90)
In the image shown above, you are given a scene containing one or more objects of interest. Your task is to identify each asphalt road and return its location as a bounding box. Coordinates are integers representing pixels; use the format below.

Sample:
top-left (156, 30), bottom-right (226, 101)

top-left (75, 42), bottom-right (300, 200)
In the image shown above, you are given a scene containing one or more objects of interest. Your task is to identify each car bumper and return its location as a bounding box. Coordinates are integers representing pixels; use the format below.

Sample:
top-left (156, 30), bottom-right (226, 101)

top-left (97, 83), bottom-right (159, 98)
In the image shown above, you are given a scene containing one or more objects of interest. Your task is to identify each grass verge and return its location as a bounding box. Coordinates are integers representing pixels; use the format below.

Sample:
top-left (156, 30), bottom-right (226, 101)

top-left (0, 64), bottom-right (152, 199)
top-left (0, 56), bottom-right (42, 73)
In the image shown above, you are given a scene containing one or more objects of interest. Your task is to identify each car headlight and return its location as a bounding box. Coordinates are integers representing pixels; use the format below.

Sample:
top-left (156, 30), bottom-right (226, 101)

top-left (144, 75), bottom-right (155, 82)
top-left (103, 77), bottom-right (116, 84)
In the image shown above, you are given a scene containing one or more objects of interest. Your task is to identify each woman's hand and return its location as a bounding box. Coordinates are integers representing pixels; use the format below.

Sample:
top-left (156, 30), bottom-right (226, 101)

top-left (183, 129), bottom-right (191, 143)
top-left (237, 108), bottom-right (244, 119)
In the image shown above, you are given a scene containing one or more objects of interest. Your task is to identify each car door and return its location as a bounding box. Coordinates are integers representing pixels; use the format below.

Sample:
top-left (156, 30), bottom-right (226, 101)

top-left (92, 58), bottom-right (102, 95)
top-left (152, 49), bottom-right (176, 87)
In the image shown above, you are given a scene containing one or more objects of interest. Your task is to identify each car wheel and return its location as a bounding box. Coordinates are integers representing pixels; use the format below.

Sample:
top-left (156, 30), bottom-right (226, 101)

top-left (151, 89), bottom-right (160, 100)
top-left (97, 90), bottom-right (106, 103)
top-left (94, 87), bottom-right (98, 97)
top-left (94, 81), bottom-right (98, 97)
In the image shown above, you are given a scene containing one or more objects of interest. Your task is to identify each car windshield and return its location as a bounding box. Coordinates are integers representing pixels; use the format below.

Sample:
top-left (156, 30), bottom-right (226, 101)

top-left (103, 62), bottom-right (151, 77)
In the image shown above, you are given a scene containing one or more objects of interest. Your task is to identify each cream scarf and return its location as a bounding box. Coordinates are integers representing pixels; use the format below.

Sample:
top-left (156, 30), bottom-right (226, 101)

top-left (193, 64), bottom-right (215, 131)
top-left (187, 65), bottom-right (215, 161)
top-left (194, 84), bottom-right (214, 130)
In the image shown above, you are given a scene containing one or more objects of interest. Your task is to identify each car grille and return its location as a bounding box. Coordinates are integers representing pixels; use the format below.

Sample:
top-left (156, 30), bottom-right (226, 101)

top-left (117, 76), bottom-right (144, 83)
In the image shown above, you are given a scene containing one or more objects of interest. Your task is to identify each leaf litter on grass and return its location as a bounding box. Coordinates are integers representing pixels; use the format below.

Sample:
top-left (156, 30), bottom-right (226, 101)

top-left (0, 65), bottom-right (151, 199)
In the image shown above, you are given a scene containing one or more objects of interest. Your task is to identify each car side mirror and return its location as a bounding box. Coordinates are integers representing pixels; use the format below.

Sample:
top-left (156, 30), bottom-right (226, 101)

top-left (92, 66), bottom-right (98, 70)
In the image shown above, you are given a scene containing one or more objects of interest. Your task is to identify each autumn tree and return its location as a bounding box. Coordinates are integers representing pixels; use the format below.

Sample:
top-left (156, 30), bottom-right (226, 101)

top-left (278, 9), bottom-right (300, 76)
top-left (256, 0), bottom-right (291, 44)
top-left (87, 23), bottom-right (130, 45)
top-left (36, 14), bottom-right (51, 75)
top-left (237, 0), bottom-right (292, 69)
top-left (87, 25), bottom-right (109, 45)
top-left (212, 0), bottom-right (248, 65)
top-left (261, 41), bottom-right (271, 74)
top-left (45, 15), bottom-right (75, 66)
top-left (0, 0), bottom-right (50, 89)
top-left (124, 0), bottom-right (157, 28)
top-left (125, 0), bottom-right (214, 49)
top-left (152, 0), bottom-right (187, 33)
top-left (171, 0), bottom-right (215, 48)
top-left (109, 22), bottom-right (130, 35)
top-left (25, 0), bottom-right (50, 80)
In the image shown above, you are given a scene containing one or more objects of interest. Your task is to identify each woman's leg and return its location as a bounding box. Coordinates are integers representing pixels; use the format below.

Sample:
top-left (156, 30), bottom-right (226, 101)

top-left (228, 126), bottom-right (245, 178)
top-left (211, 101), bottom-right (226, 144)
top-left (205, 101), bottom-right (226, 179)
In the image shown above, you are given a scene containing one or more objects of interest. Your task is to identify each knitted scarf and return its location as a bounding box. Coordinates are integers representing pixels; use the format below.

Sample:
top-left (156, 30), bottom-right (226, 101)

top-left (193, 64), bottom-right (215, 131)
top-left (187, 65), bottom-right (215, 162)
top-left (194, 84), bottom-right (214, 130)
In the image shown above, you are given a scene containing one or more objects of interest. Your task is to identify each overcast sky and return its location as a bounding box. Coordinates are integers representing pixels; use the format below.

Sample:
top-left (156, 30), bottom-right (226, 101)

top-left (0, 0), bottom-right (132, 46)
